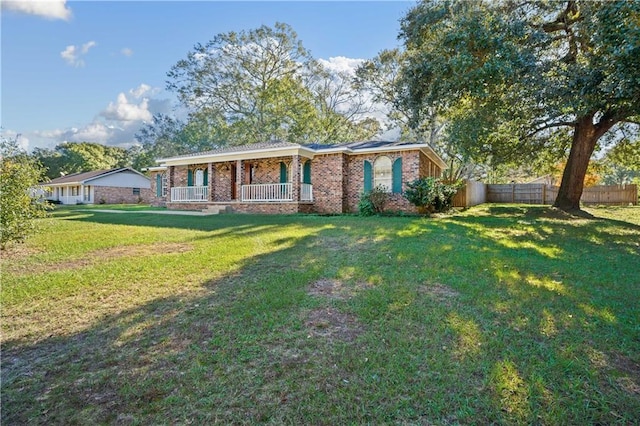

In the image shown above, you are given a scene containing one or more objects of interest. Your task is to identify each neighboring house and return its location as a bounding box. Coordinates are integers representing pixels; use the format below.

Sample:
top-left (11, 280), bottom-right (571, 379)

top-left (42, 167), bottom-right (152, 205)
top-left (149, 141), bottom-right (446, 214)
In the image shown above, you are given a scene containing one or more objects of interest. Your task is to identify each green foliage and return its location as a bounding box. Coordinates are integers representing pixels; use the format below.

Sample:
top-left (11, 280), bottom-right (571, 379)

top-left (167, 22), bottom-right (380, 146)
top-left (398, 0), bottom-right (640, 210)
top-left (358, 185), bottom-right (389, 216)
top-left (33, 142), bottom-right (130, 180)
top-left (601, 138), bottom-right (640, 185)
top-left (404, 177), bottom-right (462, 213)
top-left (0, 136), bottom-right (50, 249)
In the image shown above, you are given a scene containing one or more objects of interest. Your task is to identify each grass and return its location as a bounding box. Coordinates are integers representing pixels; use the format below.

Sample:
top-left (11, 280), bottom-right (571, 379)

top-left (2, 205), bottom-right (639, 425)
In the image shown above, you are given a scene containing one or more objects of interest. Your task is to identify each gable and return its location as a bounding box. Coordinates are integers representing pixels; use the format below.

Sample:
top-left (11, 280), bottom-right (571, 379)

top-left (89, 170), bottom-right (150, 188)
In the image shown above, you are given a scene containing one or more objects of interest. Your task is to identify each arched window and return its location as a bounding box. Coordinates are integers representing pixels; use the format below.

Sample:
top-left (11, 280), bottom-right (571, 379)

top-left (374, 156), bottom-right (392, 191)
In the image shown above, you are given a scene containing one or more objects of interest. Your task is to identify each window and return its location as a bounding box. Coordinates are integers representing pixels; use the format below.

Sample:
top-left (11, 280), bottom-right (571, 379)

top-left (279, 162), bottom-right (291, 183)
top-left (195, 169), bottom-right (204, 186)
top-left (301, 160), bottom-right (311, 184)
top-left (364, 157), bottom-right (403, 193)
top-left (188, 168), bottom-right (208, 186)
top-left (374, 156), bottom-right (392, 191)
top-left (133, 187), bottom-right (141, 196)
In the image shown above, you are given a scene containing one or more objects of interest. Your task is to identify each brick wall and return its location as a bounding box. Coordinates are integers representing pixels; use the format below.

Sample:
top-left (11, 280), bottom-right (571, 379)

top-left (342, 151), bottom-right (422, 213)
top-left (312, 153), bottom-right (347, 214)
top-left (160, 148), bottom-right (443, 214)
top-left (94, 186), bottom-right (153, 204)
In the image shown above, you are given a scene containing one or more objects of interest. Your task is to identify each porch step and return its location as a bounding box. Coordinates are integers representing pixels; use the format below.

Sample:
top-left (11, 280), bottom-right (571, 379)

top-left (202, 205), bottom-right (233, 215)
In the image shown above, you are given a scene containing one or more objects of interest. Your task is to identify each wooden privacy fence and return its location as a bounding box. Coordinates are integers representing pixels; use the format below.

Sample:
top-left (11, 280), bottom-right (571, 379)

top-left (452, 181), bottom-right (637, 207)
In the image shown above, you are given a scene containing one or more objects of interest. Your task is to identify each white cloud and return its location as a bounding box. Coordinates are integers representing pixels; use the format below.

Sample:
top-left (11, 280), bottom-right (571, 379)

top-left (2, 0), bottom-right (72, 21)
top-left (22, 84), bottom-right (173, 150)
top-left (318, 56), bottom-right (365, 76)
top-left (0, 129), bottom-right (30, 151)
top-left (121, 47), bottom-right (134, 57)
top-left (129, 84), bottom-right (157, 99)
top-left (101, 92), bottom-right (153, 122)
top-left (60, 41), bottom-right (97, 67)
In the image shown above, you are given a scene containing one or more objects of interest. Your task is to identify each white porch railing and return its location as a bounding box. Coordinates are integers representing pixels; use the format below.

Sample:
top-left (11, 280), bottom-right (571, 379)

top-left (301, 183), bottom-right (313, 201)
top-left (242, 183), bottom-right (292, 202)
top-left (171, 186), bottom-right (208, 202)
top-left (49, 195), bottom-right (83, 205)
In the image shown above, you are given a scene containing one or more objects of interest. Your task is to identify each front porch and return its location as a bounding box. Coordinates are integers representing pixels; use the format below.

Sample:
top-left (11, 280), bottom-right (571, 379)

top-left (169, 183), bottom-right (313, 203)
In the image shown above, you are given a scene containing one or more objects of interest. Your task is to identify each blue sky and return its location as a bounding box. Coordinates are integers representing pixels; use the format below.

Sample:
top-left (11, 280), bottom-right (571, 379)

top-left (2, 1), bottom-right (415, 151)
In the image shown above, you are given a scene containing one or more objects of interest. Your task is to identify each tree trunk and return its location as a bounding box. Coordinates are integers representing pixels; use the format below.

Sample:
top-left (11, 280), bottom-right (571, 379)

top-left (553, 114), bottom-right (613, 212)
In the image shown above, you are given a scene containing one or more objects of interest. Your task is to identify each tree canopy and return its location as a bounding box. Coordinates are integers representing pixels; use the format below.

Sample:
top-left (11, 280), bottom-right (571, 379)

top-left (33, 142), bottom-right (130, 180)
top-left (399, 0), bottom-right (640, 211)
top-left (166, 22), bottom-right (378, 147)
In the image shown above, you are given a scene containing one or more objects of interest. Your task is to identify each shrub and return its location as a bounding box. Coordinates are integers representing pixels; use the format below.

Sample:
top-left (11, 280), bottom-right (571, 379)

top-left (0, 137), bottom-right (50, 249)
top-left (404, 177), bottom-right (462, 213)
top-left (358, 185), bottom-right (389, 216)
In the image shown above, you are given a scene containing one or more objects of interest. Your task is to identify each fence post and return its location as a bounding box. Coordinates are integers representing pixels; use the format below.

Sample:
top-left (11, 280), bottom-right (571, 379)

top-left (511, 184), bottom-right (515, 203)
top-left (542, 185), bottom-right (546, 205)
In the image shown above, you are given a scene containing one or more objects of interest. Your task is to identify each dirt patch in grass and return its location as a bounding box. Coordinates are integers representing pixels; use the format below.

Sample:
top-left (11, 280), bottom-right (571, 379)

top-left (7, 243), bottom-right (193, 275)
top-left (308, 279), bottom-right (370, 300)
top-left (611, 352), bottom-right (640, 395)
top-left (304, 307), bottom-right (364, 343)
top-left (418, 283), bottom-right (460, 306)
top-left (0, 245), bottom-right (44, 261)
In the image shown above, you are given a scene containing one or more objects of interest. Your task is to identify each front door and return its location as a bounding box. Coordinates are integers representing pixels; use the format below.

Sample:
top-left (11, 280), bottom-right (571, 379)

top-left (230, 164), bottom-right (237, 200)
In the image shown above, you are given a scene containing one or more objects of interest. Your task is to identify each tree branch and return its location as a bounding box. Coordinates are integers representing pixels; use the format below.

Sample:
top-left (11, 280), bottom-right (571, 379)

top-left (527, 120), bottom-right (576, 137)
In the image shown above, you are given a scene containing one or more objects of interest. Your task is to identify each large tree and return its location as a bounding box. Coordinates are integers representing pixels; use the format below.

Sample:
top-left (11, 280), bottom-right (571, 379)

top-left (399, 0), bottom-right (640, 211)
top-left (167, 22), bottom-right (378, 146)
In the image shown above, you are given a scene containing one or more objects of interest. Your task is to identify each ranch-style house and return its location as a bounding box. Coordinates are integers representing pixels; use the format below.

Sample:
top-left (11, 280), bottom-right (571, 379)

top-left (148, 141), bottom-right (446, 214)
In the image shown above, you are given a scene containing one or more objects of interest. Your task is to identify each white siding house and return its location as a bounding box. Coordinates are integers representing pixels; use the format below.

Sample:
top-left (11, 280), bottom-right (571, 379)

top-left (42, 168), bottom-right (151, 205)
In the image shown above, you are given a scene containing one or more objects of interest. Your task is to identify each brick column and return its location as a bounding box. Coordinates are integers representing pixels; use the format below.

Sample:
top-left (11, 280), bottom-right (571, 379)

top-left (208, 162), bottom-right (213, 201)
top-left (292, 155), bottom-right (300, 201)
top-left (236, 160), bottom-right (242, 201)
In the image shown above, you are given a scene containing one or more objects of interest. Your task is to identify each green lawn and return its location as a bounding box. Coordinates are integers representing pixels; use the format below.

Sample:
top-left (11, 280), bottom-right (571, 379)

top-left (2, 205), bottom-right (639, 424)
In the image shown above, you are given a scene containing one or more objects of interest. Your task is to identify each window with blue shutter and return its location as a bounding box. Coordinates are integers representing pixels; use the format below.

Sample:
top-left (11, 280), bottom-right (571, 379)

top-left (280, 162), bottom-right (288, 183)
top-left (187, 169), bottom-right (193, 186)
top-left (203, 169), bottom-right (208, 186)
top-left (363, 160), bottom-right (372, 192)
top-left (392, 157), bottom-right (403, 193)
top-left (302, 161), bottom-right (311, 184)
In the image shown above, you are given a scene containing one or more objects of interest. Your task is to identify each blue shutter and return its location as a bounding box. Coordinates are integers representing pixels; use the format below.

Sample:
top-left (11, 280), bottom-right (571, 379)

top-left (392, 158), bottom-right (403, 193)
top-left (187, 169), bottom-right (193, 186)
top-left (363, 160), bottom-right (372, 192)
top-left (280, 162), bottom-right (287, 183)
top-left (303, 161), bottom-right (311, 184)
top-left (156, 174), bottom-right (162, 197)
top-left (203, 169), bottom-right (208, 186)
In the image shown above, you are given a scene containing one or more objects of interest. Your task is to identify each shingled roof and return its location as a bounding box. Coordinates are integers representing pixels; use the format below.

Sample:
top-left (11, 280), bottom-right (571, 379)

top-left (45, 167), bottom-right (144, 185)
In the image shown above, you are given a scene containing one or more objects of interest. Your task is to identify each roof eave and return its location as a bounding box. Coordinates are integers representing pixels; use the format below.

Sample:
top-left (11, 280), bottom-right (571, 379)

top-left (157, 145), bottom-right (316, 166)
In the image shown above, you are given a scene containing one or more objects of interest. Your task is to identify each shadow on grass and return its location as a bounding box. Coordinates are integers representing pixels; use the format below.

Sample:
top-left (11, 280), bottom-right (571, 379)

top-left (3, 206), bottom-right (639, 424)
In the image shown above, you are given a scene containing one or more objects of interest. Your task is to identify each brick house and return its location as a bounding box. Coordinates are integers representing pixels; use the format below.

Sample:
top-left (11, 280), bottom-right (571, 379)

top-left (148, 141), bottom-right (446, 214)
top-left (42, 167), bottom-right (152, 205)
